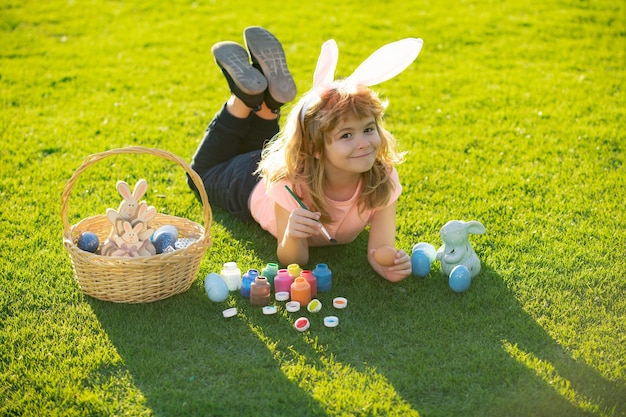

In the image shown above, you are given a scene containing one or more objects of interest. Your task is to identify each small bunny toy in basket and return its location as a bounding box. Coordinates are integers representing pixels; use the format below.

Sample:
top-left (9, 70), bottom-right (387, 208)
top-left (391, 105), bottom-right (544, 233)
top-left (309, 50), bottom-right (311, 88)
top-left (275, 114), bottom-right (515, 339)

top-left (101, 179), bottom-right (157, 257)
top-left (111, 179), bottom-right (148, 221)
top-left (110, 221), bottom-right (144, 257)
top-left (437, 220), bottom-right (486, 278)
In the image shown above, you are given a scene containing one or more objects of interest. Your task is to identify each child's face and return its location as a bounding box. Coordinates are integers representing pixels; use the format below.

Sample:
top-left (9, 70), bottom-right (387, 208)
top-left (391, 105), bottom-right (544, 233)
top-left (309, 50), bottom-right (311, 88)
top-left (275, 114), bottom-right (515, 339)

top-left (322, 115), bottom-right (381, 177)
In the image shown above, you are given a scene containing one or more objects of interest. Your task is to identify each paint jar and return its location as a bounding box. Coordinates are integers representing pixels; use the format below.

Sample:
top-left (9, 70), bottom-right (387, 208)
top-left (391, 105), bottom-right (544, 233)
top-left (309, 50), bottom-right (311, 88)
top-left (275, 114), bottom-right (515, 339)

top-left (220, 262), bottom-right (241, 291)
top-left (313, 263), bottom-right (332, 292)
top-left (300, 269), bottom-right (317, 298)
top-left (290, 277), bottom-right (311, 307)
top-left (250, 276), bottom-right (271, 306)
top-left (287, 263), bottom-right (302, 279)
top-left (261, 262), bottom-right (279, 292)
top-left (274, 268), bottom-right (294, 295)
top-left (240, 269), bottom-right (259, 298)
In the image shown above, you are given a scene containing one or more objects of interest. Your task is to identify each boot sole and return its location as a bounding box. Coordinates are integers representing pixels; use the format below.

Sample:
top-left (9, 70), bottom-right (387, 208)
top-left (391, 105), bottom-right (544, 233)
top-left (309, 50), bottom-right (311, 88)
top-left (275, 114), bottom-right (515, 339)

top-left (211, 41), bottom-right (267, 95)
top-left (244, 27), bottom-right (296, 104)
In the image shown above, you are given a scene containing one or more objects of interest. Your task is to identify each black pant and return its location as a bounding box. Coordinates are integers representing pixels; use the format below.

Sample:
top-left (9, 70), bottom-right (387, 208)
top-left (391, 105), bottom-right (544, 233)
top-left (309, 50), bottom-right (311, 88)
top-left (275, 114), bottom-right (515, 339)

top-left (188, 104), bottom-right (280, 222)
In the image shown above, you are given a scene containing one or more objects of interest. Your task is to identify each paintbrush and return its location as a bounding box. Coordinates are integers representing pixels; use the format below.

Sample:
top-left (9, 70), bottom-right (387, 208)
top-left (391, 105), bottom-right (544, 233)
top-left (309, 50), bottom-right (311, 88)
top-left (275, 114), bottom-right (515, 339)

top-left (285, 185), bottom-right (337, 244)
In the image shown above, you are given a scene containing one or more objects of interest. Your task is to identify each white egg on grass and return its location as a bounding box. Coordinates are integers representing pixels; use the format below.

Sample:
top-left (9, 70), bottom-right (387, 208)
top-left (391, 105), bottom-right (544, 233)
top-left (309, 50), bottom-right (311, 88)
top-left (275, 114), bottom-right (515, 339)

top-left (411, 242), bottom-right (437, 263)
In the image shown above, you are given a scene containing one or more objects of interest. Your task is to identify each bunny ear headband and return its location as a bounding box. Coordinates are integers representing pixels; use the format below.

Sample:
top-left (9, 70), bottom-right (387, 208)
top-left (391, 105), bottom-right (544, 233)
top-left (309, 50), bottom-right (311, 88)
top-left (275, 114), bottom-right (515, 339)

top-left (300, 37), bottom-right (424, 123)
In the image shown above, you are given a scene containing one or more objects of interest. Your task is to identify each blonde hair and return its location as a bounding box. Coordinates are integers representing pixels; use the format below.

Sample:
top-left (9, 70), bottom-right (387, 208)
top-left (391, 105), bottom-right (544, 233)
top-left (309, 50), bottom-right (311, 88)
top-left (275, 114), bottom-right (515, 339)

top-left (257, 85), bottom-right (404, 224)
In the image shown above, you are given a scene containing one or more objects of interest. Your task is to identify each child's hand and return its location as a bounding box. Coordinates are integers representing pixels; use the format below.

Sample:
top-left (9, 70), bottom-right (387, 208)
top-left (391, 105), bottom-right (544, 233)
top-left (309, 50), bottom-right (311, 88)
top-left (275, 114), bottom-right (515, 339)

top-left (383, 249), bottom-right (412, 281)
top-left (285, 208), bottom-right (322, 240)
top-left (369, 248), bottom-right (412, 282)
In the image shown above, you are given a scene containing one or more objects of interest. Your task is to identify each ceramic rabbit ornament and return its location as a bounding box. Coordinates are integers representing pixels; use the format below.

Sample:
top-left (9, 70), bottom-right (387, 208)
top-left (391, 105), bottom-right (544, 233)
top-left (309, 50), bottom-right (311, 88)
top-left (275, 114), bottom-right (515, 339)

top-left (437, 220), bottom-right (486, 278)
top-left (299, 36), bottom-right (423, 122)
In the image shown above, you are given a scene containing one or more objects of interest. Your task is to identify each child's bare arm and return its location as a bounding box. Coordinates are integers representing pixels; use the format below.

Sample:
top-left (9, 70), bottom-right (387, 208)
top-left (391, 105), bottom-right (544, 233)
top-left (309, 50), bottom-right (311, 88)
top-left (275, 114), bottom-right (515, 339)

top-left (367, 202), bottom-right (412, 282)
top-left (274, 203), bottom-right (318, 266)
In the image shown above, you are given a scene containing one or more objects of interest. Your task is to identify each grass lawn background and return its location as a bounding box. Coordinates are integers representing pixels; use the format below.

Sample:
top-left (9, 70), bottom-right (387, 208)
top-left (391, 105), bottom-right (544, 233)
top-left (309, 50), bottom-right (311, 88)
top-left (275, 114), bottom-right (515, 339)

top-left (1, 0), bottom-right (625, 416)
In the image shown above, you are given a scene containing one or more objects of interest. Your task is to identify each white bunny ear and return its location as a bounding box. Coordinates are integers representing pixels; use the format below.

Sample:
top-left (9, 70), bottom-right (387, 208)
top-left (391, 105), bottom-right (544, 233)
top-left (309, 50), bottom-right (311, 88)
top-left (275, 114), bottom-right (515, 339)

top-left (313, 39), bottom-right (339, 94)
top-left (345, 38), bottom-right (423, 87)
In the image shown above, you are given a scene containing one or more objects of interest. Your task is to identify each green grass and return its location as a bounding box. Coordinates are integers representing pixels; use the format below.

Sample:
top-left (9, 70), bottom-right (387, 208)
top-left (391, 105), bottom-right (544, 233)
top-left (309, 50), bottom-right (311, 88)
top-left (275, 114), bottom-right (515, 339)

top-left (1, 0), bottom-right (625, 415)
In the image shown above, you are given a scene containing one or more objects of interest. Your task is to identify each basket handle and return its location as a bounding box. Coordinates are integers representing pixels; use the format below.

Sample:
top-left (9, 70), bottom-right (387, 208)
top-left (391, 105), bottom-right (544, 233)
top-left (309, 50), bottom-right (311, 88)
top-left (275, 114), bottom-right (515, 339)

top-left (61, 146), bottom-right (212, 243)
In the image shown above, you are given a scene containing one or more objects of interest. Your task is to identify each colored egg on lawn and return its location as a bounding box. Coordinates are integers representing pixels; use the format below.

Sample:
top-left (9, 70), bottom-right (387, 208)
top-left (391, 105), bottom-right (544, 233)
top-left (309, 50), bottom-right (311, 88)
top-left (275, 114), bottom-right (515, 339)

top-left (449, 265), bottom-right (471, 293)
top-left (411, 249), bottom-right (431, 277)
top-left (205, 272), bottom-right (229, 302)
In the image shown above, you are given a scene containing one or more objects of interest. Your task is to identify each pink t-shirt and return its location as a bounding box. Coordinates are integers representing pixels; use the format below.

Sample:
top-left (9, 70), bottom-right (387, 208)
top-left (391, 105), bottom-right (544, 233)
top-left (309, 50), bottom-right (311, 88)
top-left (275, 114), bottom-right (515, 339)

top-left (249, 168), bottom-right (401, 247)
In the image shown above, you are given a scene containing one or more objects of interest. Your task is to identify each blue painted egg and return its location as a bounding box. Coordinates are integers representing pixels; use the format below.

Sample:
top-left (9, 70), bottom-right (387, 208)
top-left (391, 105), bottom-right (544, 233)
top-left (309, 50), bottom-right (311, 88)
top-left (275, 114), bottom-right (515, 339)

top-left (153, 231), bottom-right (176, 254)
top-left (411, 249), bottom-right (431, 277)
top-left (205, 272), bottom-right (229, 302)
top-left (412, 242), bottom-right (437, 263)
top-left (77, 232), bottom-right (99, 253)
top-left (449, 265), bottom-right (471, 293)
top-left (151, 225), bottom-right (178, 242)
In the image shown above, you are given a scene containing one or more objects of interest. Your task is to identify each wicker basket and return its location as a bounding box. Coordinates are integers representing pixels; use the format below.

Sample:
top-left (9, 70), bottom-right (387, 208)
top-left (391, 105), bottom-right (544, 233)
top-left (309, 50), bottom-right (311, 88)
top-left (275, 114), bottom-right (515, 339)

top-left (61, 146), bottom-right (212, 303)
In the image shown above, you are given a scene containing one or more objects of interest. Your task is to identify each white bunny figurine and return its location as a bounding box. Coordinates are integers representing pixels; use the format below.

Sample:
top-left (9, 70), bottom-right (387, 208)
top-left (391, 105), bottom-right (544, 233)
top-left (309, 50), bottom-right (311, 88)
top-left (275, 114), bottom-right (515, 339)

top-left (437, 220), bottom-right (486, 278)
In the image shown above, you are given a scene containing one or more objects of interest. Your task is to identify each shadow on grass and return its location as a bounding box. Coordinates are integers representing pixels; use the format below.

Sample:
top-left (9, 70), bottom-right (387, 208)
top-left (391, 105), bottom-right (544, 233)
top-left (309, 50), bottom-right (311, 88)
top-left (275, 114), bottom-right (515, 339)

top-left (325, 262), bottom-right (626, 417)
top-left (89, 211), bottom-right (625, 416)
top-left (88, 288), bottom-right (328, 417)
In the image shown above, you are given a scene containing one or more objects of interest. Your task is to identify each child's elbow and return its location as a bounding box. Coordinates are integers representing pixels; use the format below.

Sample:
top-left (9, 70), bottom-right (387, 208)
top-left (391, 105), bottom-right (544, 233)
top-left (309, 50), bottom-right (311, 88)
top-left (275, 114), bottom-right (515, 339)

top-left (277, 252), bottom-right (309, 268)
